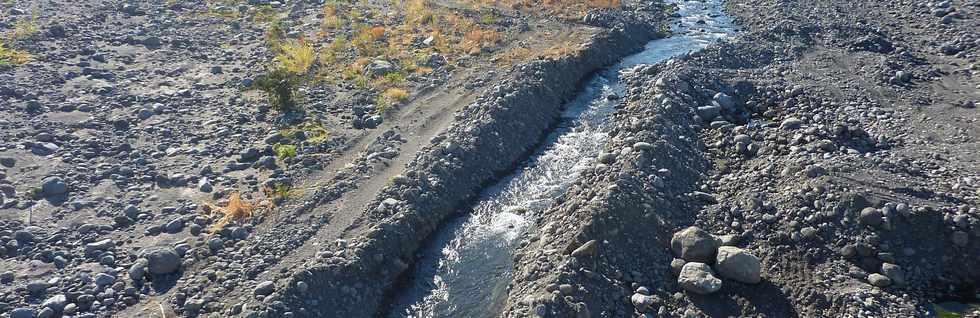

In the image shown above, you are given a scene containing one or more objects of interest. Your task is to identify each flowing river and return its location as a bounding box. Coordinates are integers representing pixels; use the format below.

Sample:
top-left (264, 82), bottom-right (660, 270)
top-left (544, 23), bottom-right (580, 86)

top-left (388, 1), bottom-right (735, 317)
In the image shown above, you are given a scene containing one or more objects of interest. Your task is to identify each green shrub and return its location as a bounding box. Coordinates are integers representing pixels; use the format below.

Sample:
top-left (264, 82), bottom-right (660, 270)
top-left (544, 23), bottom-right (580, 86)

top-left (273, 143), bottom-right (298, 160)
top-left (374, 94), bottom-right (393, 115)
top-left (253, 68), bottom-right (302, 112)
top-left (272, 183), bottom-right (292, 199)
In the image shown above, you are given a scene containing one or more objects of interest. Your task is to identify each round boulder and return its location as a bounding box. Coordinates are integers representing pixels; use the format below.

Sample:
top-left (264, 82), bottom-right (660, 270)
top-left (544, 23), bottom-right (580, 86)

top-left (41, 177), bottom-right (68, 197)
top-left (868, 273), bottom-right (892, 287)
top-left (670, 226), bottom-right (720, 263)
top-left (859, 207), bottom-right (883, 227)
top-left (41, 294), bottom-right (67, 313)
top-left (129, 258), bottom-right (148, 281)
top-left (677, 262), bottom-right (722, 295)
top-left (254, 281), bottom-right (275, 297)
top-left (714, 246), bottom-right (762, 284)
top-left (140, 246), bottom-right (181, 275)
top-left (781, 117), bottom-right (803, 130)
top-left (631, 293), bottom-right (658, 313)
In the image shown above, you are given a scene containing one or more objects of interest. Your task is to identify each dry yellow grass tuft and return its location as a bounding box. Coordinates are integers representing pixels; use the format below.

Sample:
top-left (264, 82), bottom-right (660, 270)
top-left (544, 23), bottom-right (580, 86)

top-left (10, 14), bottom-right (39, 40)
top-left (251, 4), bottom-right (282, 24)
top-left (197, 0), bottom-right (242, 19)
top-left (0, 42), bottom-right (30, 65)
top-left (405, 0), bottom-right (434, 26)
top-left (497, 46), bottom-right (533, 66)
top-left (311, 0), bottom-right (513, 84)
top-left (0, 13), bottom-right (37, 65)
top-left (275, 38), bottom-right (315, 74)
top-left (280, 120), bottom-right (331, 144)
top-left (374, 87), bottom-right (410, 115)
top-left (383, 87), bottom-right (410, 102)
top-left (320, 3), bottom-right (344, 33)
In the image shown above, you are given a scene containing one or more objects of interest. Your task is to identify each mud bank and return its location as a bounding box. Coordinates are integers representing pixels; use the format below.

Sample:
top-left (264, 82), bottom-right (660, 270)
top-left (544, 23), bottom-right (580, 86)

top-left (258, 7), bottom-right (671, 318)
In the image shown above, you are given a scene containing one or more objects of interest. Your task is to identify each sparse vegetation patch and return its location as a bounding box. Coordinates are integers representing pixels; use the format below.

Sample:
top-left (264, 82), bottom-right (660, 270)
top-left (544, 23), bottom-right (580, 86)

top-left (0, 42), bottom-right (30, 65)
top-left (280, 120), bottom-right (332, 144)
top-left (253, 67), bottom-right (302, 112)
top-left (0, 13), bottom-right (37, 65)
top-left (273, 143), bottom-right (298, 160)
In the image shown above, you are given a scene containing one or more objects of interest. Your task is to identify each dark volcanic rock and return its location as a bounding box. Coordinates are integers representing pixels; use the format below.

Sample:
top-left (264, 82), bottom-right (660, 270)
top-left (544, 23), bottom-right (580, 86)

top-left (140, 247), bottom-right (181, 275)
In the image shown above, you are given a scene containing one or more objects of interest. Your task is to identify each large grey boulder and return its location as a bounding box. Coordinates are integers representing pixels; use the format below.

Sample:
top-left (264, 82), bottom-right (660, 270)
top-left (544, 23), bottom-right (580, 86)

top-left (42, 294), bottom-right (67, 313)
top-left (570, 240), bottom-right (597, 257)
top-left (670, 226), bottom-right (720, 263)
top-left (140, 246), bottom-right (181, 275)
top-left (254, 281), bottom-right (275, 297)
top-left (677, 262), bottom-right (722, 294)
top-left (84, 239), bottom-right (115, 254)
top-left (714, 246), bottom-right (762, 284)
top-left (41, 177), bottom-right (68, 196)
top-left (696, 105), bottom-right (721, 120)
top-left (859, 207), bottom-right (883, 227)
top-left (781, 117), bottom-right (803, 130)
top-left (421, 53), bottom-right (446, 68)
top-left (712, 92), bottom-right (735, 110)
top-left (129, 258), bottom-right (149, 281)
top-left (868, 273), bottom-right (892, 287)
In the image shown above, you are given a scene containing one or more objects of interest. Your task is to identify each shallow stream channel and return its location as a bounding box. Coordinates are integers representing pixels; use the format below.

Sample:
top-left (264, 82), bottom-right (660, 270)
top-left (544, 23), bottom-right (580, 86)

top-left (386, 1), bottom-right (735, 317)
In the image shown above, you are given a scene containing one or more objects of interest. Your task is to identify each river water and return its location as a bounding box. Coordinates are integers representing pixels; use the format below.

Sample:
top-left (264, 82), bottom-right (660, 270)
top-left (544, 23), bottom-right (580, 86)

top-left (388, 1), bottom-right (735, 317)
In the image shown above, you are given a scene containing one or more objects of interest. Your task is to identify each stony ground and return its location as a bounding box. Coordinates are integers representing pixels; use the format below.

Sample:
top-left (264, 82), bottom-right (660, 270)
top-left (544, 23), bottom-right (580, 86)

top-left (505, 0), bottom-right (980, 317)
top-left (0, 0), bottom-right (630, 317)
top-left (2, 0), bottom-right (979, 317)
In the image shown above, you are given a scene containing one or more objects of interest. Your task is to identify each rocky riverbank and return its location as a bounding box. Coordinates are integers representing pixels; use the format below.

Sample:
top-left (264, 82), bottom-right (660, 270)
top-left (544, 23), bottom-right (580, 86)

top-left (504, 0), bottom-right (980, 317)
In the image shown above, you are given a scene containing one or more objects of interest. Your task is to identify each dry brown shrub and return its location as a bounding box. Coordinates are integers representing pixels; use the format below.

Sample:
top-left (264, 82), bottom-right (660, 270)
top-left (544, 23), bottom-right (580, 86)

top-left (368, 26), bottom-right (387, 39)
top-left (201, 192), bottom-right (268, 233)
